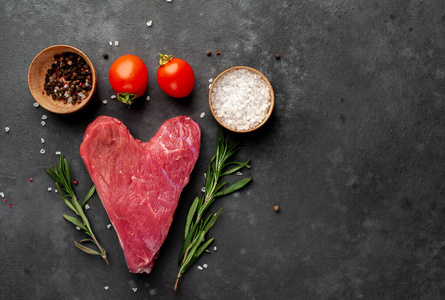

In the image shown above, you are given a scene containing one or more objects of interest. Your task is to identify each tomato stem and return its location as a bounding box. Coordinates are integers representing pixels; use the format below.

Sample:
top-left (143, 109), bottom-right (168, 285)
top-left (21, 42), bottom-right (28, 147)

top-left (117, 92), bottom-right (137, 106)
top-left (158, 53), bottom-right (174, 67)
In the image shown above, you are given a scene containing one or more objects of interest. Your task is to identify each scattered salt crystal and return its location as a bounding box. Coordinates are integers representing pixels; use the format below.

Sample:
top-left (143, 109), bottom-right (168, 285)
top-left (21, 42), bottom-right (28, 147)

top-left (109, 41), bottom-right (113, 46)
top-left (55, 189), bottom-right (58, 193)
top-left (201, 187), bottom-right (206, 193)
top-left (111, 95), bottom-right (117, 99)
top-left (76, 226), bottom-right (81, 231)
top-left (102, 100), bottom-right (108, 105)
top-left (209, 84), bottom-right (212, 89)
top-left (209, 78), bottom-right (213, 83)
top-left (85, 204), bottom-right (90, 210)
top-left (107, 224), bottom-right (112, 229)
top-left (146, 20), bottom-right (153, 27)
top-left (5, 127), bottom-right (10, 133)
top-left (41, 121), bottom-right (46, 126)
top-left (146, 96), bottom-right (150, 101)
top-left (167, 0), bottom-right (172, 2)
top-left (114, 41), bottom-right (119, 46)
top-left (104, 286), bottom-right (109, 291)
top-left (41, 114), bottom-right (47, 120)
top-left (214, 246), bottom-right (217, 251)
top-left (0, 192), bottom-right (4, 198)
top-left (41, 138), bottom-right (45, 144)
top-left (236, 171), bottom-right (243, 176)
top-left (200, 112), bottom-right (205, 119)
top-left (132, 288), bottom-right (138, 293)
top-left (78, 92), bottom-right (86, 100)
top-left (203, 263), bottom-right (208, 269)
top-left (204, 173), bottom-right (206, 179)
top-left (55, 151), bottom-right (61, 155)
top-left (40, 149), bottom-right (45, 154)
top-left (48, 187), bottom-right (52, 192)
top-left (33, 102), bottom-right (40, 107)
top-left (149, 289), bottom-right (157, 296)
top-left (197, 265), bottom-right (203, 271)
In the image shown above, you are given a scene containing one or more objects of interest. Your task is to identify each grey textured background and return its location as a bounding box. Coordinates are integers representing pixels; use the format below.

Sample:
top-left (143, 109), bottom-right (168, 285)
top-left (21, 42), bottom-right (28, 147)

top-left (2, 0), bottom-right (445, 299)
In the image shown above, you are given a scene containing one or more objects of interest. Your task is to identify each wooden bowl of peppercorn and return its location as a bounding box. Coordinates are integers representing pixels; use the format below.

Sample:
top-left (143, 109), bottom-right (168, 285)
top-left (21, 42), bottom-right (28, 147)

top-left (28, 45), bottom-right (97, 114)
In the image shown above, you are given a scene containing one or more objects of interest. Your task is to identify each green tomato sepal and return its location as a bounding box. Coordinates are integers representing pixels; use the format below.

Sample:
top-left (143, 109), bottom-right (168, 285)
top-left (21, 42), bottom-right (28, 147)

top-left (117, 92), bottom-right (137, 106)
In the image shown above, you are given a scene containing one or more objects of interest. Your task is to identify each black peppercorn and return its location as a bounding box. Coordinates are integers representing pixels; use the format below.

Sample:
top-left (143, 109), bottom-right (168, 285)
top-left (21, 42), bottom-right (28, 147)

top-left (103, 53), bottom-right (109, 59)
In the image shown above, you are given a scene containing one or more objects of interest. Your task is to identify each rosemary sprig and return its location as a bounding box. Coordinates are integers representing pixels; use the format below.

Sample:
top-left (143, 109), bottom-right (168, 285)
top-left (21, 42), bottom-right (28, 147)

top-left (174, 137), bottom-right (252, 292)
top-left (44, 154), bottom-right (109, 265)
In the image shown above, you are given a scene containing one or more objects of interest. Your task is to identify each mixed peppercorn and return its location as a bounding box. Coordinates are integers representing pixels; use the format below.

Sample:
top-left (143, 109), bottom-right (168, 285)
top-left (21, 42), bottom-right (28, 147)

top-left (43, 52), bottom-right (92, 104)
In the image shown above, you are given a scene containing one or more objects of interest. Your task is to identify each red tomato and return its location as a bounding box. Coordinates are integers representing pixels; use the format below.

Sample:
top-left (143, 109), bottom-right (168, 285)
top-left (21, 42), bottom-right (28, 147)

top-left (157, 53), bottom-right (195, 98)
top-left (109, 54), bottom-right (148, 105)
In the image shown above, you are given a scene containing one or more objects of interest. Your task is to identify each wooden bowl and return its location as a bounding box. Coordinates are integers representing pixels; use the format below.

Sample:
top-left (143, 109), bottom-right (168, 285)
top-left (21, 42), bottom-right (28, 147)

top-left (28, 45), bottom-right (97, 114)
top-left (209, 66), bottom-right (274, 133)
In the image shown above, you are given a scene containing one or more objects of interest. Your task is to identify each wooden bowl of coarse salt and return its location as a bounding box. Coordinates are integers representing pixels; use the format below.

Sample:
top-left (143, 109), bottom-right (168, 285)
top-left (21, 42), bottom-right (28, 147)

top-left (28, 45), bottom-right (97, 114)
top-left (209, 66), bottom-right (274, 133)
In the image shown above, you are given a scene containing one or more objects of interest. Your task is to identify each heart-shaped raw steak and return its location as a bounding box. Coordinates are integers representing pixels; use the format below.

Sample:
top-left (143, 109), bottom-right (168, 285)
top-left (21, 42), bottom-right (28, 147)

top-left (80, 116), bottom-right (200, 273)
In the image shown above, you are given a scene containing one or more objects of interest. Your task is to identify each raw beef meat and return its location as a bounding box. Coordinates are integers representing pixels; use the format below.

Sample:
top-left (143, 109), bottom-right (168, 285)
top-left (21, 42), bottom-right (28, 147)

top-left (80, 116), bottom-right (200, 273)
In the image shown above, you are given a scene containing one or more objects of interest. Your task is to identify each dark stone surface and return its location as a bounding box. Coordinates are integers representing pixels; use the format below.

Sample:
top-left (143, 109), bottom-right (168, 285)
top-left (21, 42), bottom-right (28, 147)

top-left (2, 0), bottom-right (445, 299)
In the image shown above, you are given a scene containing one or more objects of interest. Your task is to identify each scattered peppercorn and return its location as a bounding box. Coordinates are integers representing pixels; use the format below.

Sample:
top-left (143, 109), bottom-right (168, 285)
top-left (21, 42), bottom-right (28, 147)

top-left (206, 50), bottom-right (211, 56)
top-left (103, 53), bottom-right (109, 59)
top-left (30, 178), bottom-right (33, 182)
top-left (73, 180), bottom-right (79, 185)
top-left (275, 54), bottom-right (281, 60)
top-left (216, 50), bottom-right (221, 55)
top-left (8, 203), bottom-right (12, 208)
top-left (3, 199), bottom-right (6, 202)
top-left (274, 205), bottom-right (280, 212)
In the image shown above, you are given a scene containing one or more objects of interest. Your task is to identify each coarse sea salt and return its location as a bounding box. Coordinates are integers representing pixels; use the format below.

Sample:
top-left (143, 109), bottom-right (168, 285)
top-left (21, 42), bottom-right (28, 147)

top-left (102, 100), bottom-right (108, 105)
top-left (104, 286), bottom-right (109, 291)
top-left (40, 149), bottom-right (45, 154)
top-left (200, 112), bottom-right (205, 118)
top-left (146, 20), bottom-right (153, 27)
top-left (5, 127), bottom-right (10, 132)
top-left (41, 138), bottom-right (45, 144)
top-left (55, 151), bottom-right (61, 155)
top-left (210, 68), bottom-right (271, 131)
top-left (197, 265), bottom-right (203, 271)
top-left (0, 192), bottom-right (4, 198)
top-left (33, 102), bottom-right (40, 107)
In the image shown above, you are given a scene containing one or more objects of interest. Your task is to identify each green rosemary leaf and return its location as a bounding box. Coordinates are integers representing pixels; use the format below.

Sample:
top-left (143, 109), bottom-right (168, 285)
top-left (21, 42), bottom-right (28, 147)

top-left (185, 197), bottom-right (199, 239)
top-left (203, 208), bottom-right (223, 234)
top-left (80, 238), bottom-right (95, 243)
top-left (63, 198), bottom-right (77, 215)
top-left (221, 159), bottom-right (251, 176)
top-left (215, 177), bottom-right (252, 197)
top-left (74, 241), bottom-right (102, 256)
top-left (82, 185), bottom-right (96, 207)
top-left (63, 214), bottom-right (87, 231)
top-left (73, 199), bottom-right (91, 233)
top-left (194, 237), bottom-right (214, 259)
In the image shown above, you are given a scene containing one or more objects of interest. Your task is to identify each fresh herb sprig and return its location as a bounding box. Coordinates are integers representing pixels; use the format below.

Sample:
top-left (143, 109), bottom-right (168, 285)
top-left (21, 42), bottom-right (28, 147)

top-left (174, 137), bottom-right (252, 292)
top-left (44, 154), bottom-right (108, 265)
